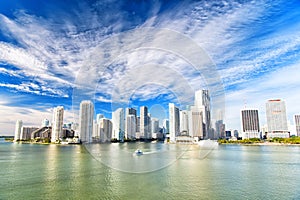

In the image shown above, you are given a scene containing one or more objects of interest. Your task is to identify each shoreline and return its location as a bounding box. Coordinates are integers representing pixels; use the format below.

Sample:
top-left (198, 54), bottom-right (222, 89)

top-left (219, 142), bottom-right (300, 146)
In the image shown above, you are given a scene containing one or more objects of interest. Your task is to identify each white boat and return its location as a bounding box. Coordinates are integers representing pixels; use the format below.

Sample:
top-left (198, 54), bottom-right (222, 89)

top-left (135, 149), bottom-right (143, 156)
top-left (198, 139), bottom-right (218, 149)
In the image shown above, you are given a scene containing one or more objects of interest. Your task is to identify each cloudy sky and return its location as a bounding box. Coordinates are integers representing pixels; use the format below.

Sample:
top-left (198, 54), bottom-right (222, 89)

top-left (0, 0), bottom-right (300, 135)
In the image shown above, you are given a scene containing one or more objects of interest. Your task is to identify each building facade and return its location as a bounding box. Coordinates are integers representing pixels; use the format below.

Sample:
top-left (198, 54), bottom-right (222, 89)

top-left (79, 100), bottom-right (94, 143)
top-left (14, 120), bottom-right (23, 142)
top-left (266, 99), bottom-right (289, 138)
top-left (169, 103), bottom-right (180, 142)
top-left (112, 108), bottom-right (125, 142)
top-left (51, 106), bottom-right (64, 142)
top-left (241, 109), bottom-right (260, 139)
top-left (194, 90), bottom-right (211, 139)
top-left (295, 115), bottom-right (300, 137)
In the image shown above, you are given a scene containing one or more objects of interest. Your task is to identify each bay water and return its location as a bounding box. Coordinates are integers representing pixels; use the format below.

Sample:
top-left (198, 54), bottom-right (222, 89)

top-left (1, 139), bottom-right (300, 199)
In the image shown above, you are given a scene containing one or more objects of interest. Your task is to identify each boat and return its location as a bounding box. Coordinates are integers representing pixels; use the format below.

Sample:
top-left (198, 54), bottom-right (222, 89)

top-left (135, 149), bottom-right (143, 156)
top-left (197, 139), bottom-right (218, 149)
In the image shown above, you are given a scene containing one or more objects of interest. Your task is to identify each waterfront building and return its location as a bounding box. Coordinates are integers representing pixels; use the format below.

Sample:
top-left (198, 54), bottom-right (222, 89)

top-left (194, 90), bottom-right (211, 139)
top-left (180, 110), bottom-right (189, 135)
top-left (215, 120), bottom-right (225, 138)
top-left (140, 106), bottom-right (151, 139)
top-left (126, 114), bottom-right (136, 140)
top-left (92, 120), bottom-right (99, 140)
top-left (21, 127), bottom-right (39, 140)
top-left (151, 118), bottom-right (159, 137)
top-left (163, 119), bottom-right (169, 135)
top-left (79, 100), bottom-right (94, 143)
top-left (295, 115), bottom-right (300, 137)
top-left (169, 103), bottom-right (180, 142)
top-left (112, 108), bottom-right (125, 142)
top-left (51, 106), bottom-right (64, 143)
top-left (99, 118), bottom-right (112, 142)
top-left (14, 120), bottom-right (23, 142)
top-left (241, 109), bottom-right (260, 139)
top-left (266, 99), bottom-right (289, 138)
top-left (188, 106), bottom-right (203, 139)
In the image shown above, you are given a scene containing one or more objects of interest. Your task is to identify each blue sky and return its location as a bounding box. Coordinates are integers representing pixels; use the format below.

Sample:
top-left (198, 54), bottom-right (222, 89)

top-left (0, 0), bottom-right (300, 135)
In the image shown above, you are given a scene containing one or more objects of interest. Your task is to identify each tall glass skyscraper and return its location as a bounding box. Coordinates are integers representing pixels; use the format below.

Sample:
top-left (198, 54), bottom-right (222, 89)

top-left (112, 108), bottom-right (125, 142)
top-left (266, 99), bottom-right (289, 138)
top-left (294, 115), bottom-right (300, 137)
top-left (194, 90), bottom-right (211, 139)
top-left (79, 100), bottom-right (94, 143)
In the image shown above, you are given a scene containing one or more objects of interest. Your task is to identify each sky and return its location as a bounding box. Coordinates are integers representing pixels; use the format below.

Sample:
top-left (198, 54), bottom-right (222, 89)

top-left (0, 0), bottom-right (300, 136)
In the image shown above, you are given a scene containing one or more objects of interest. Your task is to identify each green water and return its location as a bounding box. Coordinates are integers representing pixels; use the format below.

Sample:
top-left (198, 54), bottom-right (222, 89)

top-left (1, 140), bottom-right (300, 200)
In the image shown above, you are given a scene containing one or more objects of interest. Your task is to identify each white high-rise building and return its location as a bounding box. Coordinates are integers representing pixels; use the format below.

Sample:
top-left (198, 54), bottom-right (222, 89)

top-left (79, 101), bottom-right (94, 143)
top-left (14, 120), bottom-right (23, 142)
top-left (188, 106), bottom-right (203, 139)
top-left (169, 103), bottom-right (180, 142)
top-left (51, 106), bottom-right (64, 142)
top-left (194, 90), bottom-right (211, 139)
top-left (266, 99), bottom-right (289, 138)
top-left (112, 108), bottom-right (125, 142)
top-left (180, 110), bottom-right (189, 135)
top-left (295, 115), bottom-right (300, 137)
top-left (126, 114), bottom-right (136, 140)
top-left (99, 118), bottom-right (112, 142)
top-left (140, 106), bottom-right (151, 139)
top-left (241, 109), bottom-right (260, 139)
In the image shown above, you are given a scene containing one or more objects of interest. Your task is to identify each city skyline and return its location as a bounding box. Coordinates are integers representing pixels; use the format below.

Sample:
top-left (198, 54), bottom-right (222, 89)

top-left (1, 1), bottom-right (300, 135)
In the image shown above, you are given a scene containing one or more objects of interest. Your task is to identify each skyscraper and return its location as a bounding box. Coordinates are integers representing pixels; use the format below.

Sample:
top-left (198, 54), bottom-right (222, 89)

top-left (188, 106), bottom-right (203, 139)
top-left (112, 108), bottom-right (125, 142)
top-left (125, 108), bottom-right (137, 140)
top-left (14, 120), bottom-right (22, 142)
top-left (180, 110), bottom-right (189, 135)
top-left (140, 106), bottom-right (151, 139)
top-left (99, 118), bottom-right (112, 142)
top-left (194, 90), bottom-right (211, 139)
top-left (266, 99), bottom-right (289, 138)
top-left (163, 119), bottom-right (169, 135)
top-left (79, 100), bottom-right (94, 143)
top-left (169, 103), bottom-right (180, 142)
top-left (241, 109), bottom-right (260, 139)
top-left (295, 115), bottom-right (300, 137)
top-left (51, 106), bottom-right (64, 143)
top-left (126, 114), bottom-right (136, 140)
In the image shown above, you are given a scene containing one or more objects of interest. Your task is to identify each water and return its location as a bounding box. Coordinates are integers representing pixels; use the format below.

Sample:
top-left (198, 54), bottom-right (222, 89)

top-left (1, 142), bottom-right (300, 200)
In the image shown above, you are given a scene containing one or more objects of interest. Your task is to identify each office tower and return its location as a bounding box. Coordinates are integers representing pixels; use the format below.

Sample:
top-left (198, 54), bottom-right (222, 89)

top-left (151, 118), bottom-right (159, 135)
top-left (266, 99), bottom-right (289, 138)
top-left (194, 90), bottom-right (211, 139)
top-left (188, 106), bottom-right (203, 139)
top-left (163, 119), bottom-right (169, 135)
top-left (96, 114), bottom-right (104, 124)
top-left (99, 118), bottom-right (112, 142)
top-left (79, 100), bottom-right (94, 143)
top-left (169, 103), bottom-right (180, 142)
top-left (180, 110), bottom-right (189, 135)
top-left (51, 106), bottom-right (64, 142)
top-left (41, 119), bottom-right (50, 127)
top-left (241, 109), bottom-right (260, 139)
top-left (125, 108), bottom-right (137, 140)
top-left (126, 108), bottom-right (137, 117)
top-left (140, 106), bottom-right (151, 139)
top-left (295, 115), bottom-right (300, 137)
top-left (126, 114), bottom-right (136, 140)
top-left (215, 120), bottom-right (225, 138)
top-left (14, 120), bottom-right (23, 142)
top-left (112, 108), bottom-right (125, 142)
top-left (92, 120), bottom-right (99, 140)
